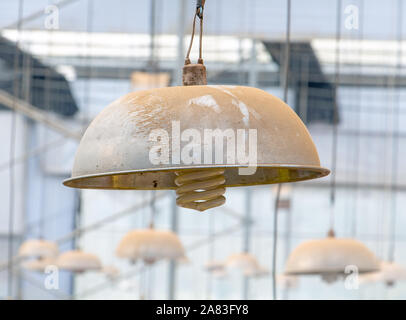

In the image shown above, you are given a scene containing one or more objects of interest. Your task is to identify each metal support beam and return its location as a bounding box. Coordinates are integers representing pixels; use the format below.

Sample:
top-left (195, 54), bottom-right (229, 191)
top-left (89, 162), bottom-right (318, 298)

top-left (175, 0), bottom-right (187, 85)
top-left (2, 0), bottom-right (80, 29)
top-left (168, 196), bottom-right (179, 300)
top-left (0, 89), bottom-right (81, 140)
top-left (248, 39), bottom-right (257, 87)
top-left (242, 188), bottom-right (252, 300)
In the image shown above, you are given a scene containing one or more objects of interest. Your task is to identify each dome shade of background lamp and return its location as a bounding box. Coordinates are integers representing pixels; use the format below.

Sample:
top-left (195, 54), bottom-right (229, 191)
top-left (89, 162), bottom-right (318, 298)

top-left (285, 233), bottom-right (380, 283)
top-left (63, 85), bottom-right (329, 212)
top-left (116, 229), bottom-right (186, 264)
top-left (205, 253), bottom-right (268, 278)
top-left (56, 250), bottom-right (102, 273)
top-left (359, 261), bottom-right (406, 287)
top-left (21, 257), bottom-right (56, 272)
top-left (225, 253), bottom-right (268, 277)
top-left (18, 239), bottom-right (58, 259)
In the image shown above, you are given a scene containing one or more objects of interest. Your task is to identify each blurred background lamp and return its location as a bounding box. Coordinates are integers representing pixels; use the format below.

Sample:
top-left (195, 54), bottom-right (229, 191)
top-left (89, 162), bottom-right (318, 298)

top-left (131, 71), bottom-right (171, 91)
top-left (56, 250), bottom-right (102, 273)
top-left (359, 261), bottom-right (406, 287)
top-left (115, 229), bottom-right (186, 264)
top-left (284, 231), bottom-right (380, 283)
top-left (224, 252), bottom-right (268, 277)
top-left (18, 239), bottom-right (58, 259)
top-left (21, 257), bottom-right (56, 272)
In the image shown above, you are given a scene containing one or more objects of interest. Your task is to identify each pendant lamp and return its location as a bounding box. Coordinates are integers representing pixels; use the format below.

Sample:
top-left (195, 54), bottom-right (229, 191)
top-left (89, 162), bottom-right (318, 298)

top-left (63, 1), bottom-right (329, 212)
top-left (116, 229), bottom-right (186, 264)
top-left (359, 261), bottom-right (406, 287)
top-left (21, 257), bottom-right (57, 272)
top-left (205, 253), bottom-right (268, 278)
top-left (285, 230), bottom-right (380, 283)
top-left (56, 250), bottom-right (102, 273)
top-left (18, 239), bottom-right (58, 259)
top-left (225, 253), bottom-right (268, 277)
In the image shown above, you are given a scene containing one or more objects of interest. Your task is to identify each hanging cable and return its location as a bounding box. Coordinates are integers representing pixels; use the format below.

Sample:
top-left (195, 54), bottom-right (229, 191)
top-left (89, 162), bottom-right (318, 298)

top-left (149, 190), bottom-right (157, 228)
top-left (328, 0), bottom-right (342, 233)
top-left (185, 0), bottom-right (205, 64)
top-left (272, 0), bottom-right (291, 301)
top-left (7, 0), bottom-right (24, 299)
top-left (350, 0), bottom-right (364, 239)
top-left (388, 0), bottom-right (402, 263)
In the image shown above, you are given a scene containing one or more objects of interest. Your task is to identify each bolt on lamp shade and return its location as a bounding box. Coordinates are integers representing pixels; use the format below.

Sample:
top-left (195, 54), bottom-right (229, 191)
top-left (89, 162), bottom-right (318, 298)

top-left (359, 261), bottom-right (406, 286)
top-left (285, 237), bottom-right (380, 282)
top-left (18, 239), bottom-right (58, 259)
top-left (224, 252), bottom-right (268, 277)
top-left (56, 250), bottom-right (102, 273)
top-left (63, 86), bottom-right (329, 191)
top-left (116, 229), bottom-right (186, 264)
top-left (21, 257), bottom-right (56, 272)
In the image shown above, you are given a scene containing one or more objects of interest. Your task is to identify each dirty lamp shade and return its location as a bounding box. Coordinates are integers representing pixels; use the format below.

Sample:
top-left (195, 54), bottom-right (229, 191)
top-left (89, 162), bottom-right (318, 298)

top-left (56, 250), bottom-right (102, 273)
top-left (116, 229), bottom-right (186, 264)
top-left (225, 252), bottom-right (268, 277)
top-left (359, 261), bottom-right (406, 286)
top-left (18, 239), bottom-right (58, 259)
top-left (285, 238), bottom-right (380, 280)
top-left (63, 86), bottom-right (329, 211)
top-left (21, 257), bottom-right (56, 272)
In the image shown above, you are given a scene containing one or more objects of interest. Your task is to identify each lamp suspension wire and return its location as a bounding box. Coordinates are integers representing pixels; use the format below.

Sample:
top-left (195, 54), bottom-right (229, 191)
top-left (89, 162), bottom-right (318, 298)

top-left (329, 0), bottom-right (342, 233)
top-left (388, 0), bottom-right (402, 263)
top-left (185, 0), bottom-right (205, 64)
top-left (272, 0), bottom-right (291, 301)
top-left (8, 0), bottom-right (24, 299)
top-left (350, 0), bottom-right (364, 238)
top-left (149, 190), bottom-right (157, 228)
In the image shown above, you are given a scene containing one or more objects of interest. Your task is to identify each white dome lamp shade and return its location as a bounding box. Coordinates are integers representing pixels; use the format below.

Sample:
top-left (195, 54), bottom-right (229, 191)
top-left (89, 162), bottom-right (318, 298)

top-left (18, 239), bottom-right (58, 259)
top-left (56, 250), bottom-right (102, 273)
top-left (359, 261), bottom-right (406, 287)
top-left (62, 1), bottom-right (329, 213)
top-left (116, 229), bottom-right (186, 264)
top-left (21, 257), bottom-right (57, 272)
top-left (285, 230), bottom-right (380, 283)
top-left (224, 253), bottom-right (268, 278)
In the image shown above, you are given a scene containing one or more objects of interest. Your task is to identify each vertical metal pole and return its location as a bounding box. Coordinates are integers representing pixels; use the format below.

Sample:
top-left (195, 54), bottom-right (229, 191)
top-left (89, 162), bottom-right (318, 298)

top-left (149, 0), bottom-right (156, 68)
top-left (168, 196), bottom-right (179, 299)
top-left (281, 204), bottom-right (292, 300)
top-left (175, 0), bottom-right (187, 85)
top-left (248, 39), bottom-right (257, 87)
top-left (299, 55), bottom-right (309, 123)
top-left (242, 188), bottom-right (252, 300)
